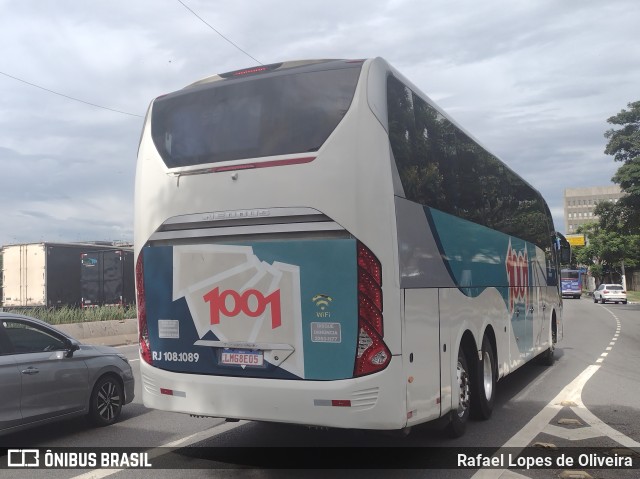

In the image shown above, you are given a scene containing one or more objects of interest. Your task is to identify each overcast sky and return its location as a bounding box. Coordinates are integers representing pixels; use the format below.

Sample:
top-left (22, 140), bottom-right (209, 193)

top-left (1, 0), bottom-right (639, 246)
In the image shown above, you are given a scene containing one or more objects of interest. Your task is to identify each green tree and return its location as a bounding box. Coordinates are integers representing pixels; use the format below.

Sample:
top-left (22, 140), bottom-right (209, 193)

top-left (604, 100), bottom-right (640, 232)
top-left (575, 218), bottom-right (640, 285)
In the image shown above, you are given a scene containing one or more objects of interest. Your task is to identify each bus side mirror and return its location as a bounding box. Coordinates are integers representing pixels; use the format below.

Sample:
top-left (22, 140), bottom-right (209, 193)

top-left (554, 232), bottom-right (572, 265)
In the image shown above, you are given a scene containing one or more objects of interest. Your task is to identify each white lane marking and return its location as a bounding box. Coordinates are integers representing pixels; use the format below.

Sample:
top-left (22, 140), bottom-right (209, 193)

top-left (565, 309), bottom-right (638, 449)
top-left (470, 307), bottom-right (639, 479)
top-left (542, 423), bottom-right (603, 441)
top-left (570, 403), bottom-right (640, 448)
top-left (70, 420), bottom-right (246, 479)
top-left (470, 366), bottom-right (601, 479)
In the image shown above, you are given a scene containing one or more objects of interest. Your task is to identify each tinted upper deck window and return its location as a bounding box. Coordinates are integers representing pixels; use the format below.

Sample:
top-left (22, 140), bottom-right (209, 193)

top-left (151, 64), bottom-right (362, 167)
top-left (387, 74), bottom-right (553, 250)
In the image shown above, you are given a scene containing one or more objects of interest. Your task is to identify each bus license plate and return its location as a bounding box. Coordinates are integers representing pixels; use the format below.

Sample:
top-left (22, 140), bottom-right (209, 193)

top-left (220, 349), bottom-right (264, 367)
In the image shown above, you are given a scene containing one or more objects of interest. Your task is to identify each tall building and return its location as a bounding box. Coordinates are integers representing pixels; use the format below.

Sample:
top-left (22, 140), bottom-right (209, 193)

top-left (563, 185), bottom-right (622, 233)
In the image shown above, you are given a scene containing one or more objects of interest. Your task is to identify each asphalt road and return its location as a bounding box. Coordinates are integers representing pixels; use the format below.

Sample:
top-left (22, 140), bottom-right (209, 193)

top-left (1, 299), bottom-right (639, 478)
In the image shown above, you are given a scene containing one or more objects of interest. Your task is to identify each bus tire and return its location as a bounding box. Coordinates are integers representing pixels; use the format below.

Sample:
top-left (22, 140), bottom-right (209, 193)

top-left (538, 321), bottom-right (556, 367)
top-left (446, 348), bottom-right (471, 438)
top-left (539, 345), bottom-right (555, 366)
top-left (472, 335), bottom-right (496, 420)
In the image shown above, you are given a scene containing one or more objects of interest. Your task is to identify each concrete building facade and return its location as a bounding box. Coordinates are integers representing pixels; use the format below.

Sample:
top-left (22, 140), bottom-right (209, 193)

top-left (563, 185), bottom-right (623, 234)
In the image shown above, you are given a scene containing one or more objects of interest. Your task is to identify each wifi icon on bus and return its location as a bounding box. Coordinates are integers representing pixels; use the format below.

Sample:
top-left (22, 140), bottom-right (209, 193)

top-left (312, 294), bottom-right (333, 310)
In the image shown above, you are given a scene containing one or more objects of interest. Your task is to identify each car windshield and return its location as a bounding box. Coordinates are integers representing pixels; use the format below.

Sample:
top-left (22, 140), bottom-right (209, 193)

top-left (607, 285), bottom-right (623, 290)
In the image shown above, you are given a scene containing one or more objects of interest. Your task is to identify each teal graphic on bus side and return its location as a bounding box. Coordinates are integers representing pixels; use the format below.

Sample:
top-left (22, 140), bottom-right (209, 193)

top-left (426, 207), bottom-right (537, 353)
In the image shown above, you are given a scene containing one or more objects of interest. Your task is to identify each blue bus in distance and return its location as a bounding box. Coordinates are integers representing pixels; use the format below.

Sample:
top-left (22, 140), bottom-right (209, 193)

top-left (561, 269), bottom-right (583, 299)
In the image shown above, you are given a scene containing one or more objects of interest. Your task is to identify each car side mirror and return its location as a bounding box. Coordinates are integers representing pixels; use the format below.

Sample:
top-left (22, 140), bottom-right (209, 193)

top-left (64, 338), bottom-right (81, 358)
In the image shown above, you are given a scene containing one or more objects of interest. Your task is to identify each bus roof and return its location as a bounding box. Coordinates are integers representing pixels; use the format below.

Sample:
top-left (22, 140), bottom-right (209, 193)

top-left (185, 59), bottom-right (364, 89)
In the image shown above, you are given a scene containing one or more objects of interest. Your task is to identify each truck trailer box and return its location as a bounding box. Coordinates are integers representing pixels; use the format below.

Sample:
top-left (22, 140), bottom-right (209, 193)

top-left (2, 242), bottom-right (129, 308)
top-left (80, 249), bottom-right (134, 307)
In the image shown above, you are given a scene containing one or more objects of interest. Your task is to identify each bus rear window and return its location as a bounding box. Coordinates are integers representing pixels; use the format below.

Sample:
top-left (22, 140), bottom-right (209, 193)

top-left (150, 65), bottom-right (362, 168)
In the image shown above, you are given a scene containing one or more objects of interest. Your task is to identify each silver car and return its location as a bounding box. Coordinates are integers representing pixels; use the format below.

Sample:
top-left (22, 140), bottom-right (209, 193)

top-left (0, 312), bottom-right (134, 436)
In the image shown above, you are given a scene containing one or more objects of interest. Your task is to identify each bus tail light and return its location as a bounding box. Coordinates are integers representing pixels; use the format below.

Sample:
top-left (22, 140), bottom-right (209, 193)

top-left (354, 241), bottom-right (391, 377)
top-left (135, 254), bottom-right (153, 365)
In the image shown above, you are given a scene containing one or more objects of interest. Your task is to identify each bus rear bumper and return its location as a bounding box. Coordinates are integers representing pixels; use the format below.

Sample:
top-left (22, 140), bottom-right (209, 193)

top-left (139, 358), bottom-right (409, 430)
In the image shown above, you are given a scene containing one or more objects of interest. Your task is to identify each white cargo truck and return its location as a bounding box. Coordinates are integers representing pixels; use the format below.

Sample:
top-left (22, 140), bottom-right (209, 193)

top-left (2, 242), bottom-right (127, 308)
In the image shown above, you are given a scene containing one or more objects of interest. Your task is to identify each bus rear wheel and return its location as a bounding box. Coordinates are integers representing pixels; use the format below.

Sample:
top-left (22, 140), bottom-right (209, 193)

top-left (472, 335), bottom-right (496, 420)
top-left (538, 321), bottom-right (556, 367)
top-left (446, 348), bottom-right (471, 438)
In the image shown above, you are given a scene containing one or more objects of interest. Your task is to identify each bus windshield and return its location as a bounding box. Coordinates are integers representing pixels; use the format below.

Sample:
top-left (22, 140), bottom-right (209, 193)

top-left (150, 64), bottom-right (362, 168)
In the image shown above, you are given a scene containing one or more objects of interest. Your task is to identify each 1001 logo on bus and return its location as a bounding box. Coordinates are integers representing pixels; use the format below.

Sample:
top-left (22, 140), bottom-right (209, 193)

top-left (203, 288), bottom-right (282, 329)
top-left (506, 240), bottom-right (529, 314)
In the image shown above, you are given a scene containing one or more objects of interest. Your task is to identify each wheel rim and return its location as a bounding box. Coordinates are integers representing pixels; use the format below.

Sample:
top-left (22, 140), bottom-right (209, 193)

top-left (97, 380), bottom-right (121, 421)
top-left (482, 351), bottom-right (493, 401)
top-left (456, 360), bottom-right (470, 418)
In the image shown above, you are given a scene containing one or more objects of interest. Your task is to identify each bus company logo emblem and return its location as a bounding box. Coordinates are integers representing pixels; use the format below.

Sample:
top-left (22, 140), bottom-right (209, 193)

top-left (203, 287), bottom-right (282, 329)
top-left (505, 239), bottom-right (529, 314)
top-left (311, 294), bottom-right (333, 311)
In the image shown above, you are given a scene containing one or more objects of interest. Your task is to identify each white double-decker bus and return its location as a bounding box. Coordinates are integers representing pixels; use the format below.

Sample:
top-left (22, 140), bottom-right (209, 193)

top-left (134, 58), bottom-right (570, 437)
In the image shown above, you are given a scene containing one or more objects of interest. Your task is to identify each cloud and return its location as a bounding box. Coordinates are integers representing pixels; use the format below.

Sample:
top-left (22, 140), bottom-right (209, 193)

top-left (0, 0), bottom-right (638, 246)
